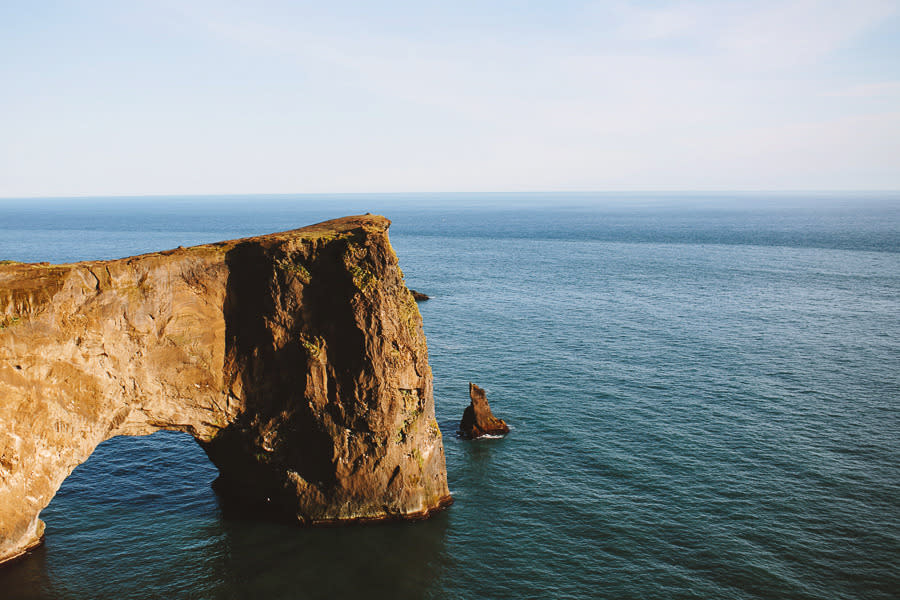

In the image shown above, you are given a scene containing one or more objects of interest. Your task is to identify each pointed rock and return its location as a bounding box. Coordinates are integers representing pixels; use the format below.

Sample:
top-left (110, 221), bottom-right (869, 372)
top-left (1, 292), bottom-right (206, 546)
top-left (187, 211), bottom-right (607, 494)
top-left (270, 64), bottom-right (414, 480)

top-left (459, 383), bottom-right (509, 439)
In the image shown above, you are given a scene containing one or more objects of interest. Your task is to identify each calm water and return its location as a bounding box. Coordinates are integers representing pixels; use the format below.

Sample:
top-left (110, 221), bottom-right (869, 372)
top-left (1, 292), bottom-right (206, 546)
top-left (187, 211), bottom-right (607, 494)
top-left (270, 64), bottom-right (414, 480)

top-left (0, 193), bottom-right (898, 599)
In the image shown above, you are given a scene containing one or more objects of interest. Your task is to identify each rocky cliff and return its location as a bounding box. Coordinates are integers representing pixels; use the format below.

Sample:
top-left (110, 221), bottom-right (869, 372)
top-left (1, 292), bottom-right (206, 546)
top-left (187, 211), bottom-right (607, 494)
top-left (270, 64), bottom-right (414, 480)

top-left (0, 215), bottom-right (451, 565)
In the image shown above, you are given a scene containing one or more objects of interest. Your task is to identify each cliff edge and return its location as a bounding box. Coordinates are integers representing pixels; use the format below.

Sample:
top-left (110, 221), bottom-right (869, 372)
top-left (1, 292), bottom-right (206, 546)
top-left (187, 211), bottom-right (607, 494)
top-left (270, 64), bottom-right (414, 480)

top-left (0, 215), bottom-right (451, 565)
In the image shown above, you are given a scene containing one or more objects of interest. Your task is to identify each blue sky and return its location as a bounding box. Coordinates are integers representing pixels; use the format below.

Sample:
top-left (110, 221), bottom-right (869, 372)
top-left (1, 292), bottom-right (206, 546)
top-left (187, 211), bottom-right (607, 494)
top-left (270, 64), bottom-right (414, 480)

top-left (2, 0), bottom-right (899, 196)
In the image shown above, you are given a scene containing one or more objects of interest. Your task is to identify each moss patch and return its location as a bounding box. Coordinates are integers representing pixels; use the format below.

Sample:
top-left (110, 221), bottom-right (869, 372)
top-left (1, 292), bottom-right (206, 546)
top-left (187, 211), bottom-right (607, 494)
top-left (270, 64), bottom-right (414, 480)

top-left (411, 448), bottom-right (424, 471)
top-left (0, 316), bottom-right (21, 330)
top-left (348, 265), bottom-right (376, 292)
top-left (394, 406), bottom-right (423, 444)
top-left (276, 259), bottom-right (311, 284)
top-left (399, 293), bottom-right (421, 338)
top-left (300, 335), bottom-right (325, 359)
top-left (428, 418), bottom-right (442, 440)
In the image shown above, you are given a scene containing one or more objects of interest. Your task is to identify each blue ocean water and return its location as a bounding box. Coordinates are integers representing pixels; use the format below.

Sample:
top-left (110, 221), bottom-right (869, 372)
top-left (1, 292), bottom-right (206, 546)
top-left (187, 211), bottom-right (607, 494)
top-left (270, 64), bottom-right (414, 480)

top-left (0, 193), bottom-right (898, 599)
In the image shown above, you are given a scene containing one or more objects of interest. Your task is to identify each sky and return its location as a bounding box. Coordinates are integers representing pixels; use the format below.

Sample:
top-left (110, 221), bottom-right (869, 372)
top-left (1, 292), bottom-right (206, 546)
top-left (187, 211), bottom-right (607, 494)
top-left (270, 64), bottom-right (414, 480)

top-left (1, 0), bottom-right (899, 197)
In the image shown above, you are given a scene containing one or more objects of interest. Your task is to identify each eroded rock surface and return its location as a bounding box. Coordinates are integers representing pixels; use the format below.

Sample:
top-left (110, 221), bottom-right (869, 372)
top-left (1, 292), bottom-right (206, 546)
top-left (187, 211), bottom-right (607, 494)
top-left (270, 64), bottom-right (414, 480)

top-left (459, 383), bottom-right (509, 439)
top-left (0, 215), bottom-right (450, 565)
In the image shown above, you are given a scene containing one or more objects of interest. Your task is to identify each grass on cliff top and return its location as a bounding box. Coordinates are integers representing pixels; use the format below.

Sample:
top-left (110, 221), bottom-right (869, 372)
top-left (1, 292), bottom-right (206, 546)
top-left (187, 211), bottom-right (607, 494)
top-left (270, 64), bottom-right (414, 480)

top-left (163, 214), bottom-right (388, 257)
top-left (226, 214), bottom-right (389, 246)
top-left (0, 215), bottom-right (388, 268)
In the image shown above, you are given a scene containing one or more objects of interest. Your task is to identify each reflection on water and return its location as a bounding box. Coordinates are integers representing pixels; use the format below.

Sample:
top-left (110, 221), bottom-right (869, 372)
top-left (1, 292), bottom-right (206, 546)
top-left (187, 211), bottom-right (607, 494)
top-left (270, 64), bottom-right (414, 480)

top-left (215, 512), bottom-right (450, 599)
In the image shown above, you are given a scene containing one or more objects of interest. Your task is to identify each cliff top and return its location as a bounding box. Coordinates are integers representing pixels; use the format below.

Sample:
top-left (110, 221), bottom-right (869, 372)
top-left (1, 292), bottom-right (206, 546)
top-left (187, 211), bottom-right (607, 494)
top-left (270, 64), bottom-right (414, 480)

top-left (0, 214), bottom-right (392, 319)
top-left (0, 214), bottom-right (391, 272)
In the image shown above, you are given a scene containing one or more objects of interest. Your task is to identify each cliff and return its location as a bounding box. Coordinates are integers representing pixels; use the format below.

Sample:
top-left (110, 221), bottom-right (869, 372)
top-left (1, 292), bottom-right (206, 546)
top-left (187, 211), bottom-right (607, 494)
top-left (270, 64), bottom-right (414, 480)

top-left (0, 215), bottom-right (451, 565)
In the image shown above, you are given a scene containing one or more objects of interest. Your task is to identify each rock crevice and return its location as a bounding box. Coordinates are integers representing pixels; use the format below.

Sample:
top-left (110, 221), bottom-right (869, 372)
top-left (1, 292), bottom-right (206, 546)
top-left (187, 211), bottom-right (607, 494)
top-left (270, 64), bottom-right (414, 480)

top-left (0, 215), bottom-right (450, 565)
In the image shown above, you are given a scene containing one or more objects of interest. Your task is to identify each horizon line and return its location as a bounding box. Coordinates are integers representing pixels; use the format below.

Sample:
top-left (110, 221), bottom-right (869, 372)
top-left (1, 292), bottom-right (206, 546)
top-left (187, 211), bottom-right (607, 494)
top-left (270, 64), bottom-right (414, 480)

top-left (1, 189), bottom-right (899, 201)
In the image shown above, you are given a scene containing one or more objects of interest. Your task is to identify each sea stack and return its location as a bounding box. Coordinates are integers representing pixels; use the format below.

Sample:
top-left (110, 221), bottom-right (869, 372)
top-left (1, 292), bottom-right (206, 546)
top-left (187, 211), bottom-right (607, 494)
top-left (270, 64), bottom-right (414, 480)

top-left (459, 383), bottom-right (510, 439)
top-left (0, 215), bottom-right (451, 566)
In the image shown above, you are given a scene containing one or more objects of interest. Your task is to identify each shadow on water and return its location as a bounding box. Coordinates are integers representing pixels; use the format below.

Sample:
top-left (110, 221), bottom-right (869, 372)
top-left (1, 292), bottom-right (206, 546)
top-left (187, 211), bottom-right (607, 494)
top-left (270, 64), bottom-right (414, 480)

top-left (212, 512), bottom-right (451, 600)
top-left (0, 430), bottom-right (450, 600)
top-left (0, 544), bottom-right (51, 600)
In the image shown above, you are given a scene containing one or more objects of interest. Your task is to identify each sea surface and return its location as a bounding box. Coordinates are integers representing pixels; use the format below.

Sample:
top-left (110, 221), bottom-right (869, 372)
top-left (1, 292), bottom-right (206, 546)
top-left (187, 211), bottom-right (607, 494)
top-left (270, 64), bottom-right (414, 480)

top-left (0, 192), bottom-right (898, 599)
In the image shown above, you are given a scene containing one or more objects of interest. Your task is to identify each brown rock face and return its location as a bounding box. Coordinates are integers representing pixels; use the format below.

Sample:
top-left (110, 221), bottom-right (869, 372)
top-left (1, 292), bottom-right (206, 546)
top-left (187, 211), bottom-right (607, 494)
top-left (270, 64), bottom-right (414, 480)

top-left (0, 215), bottom-right (450, 566)
top-left (459, 383), bottom-right (510, 439)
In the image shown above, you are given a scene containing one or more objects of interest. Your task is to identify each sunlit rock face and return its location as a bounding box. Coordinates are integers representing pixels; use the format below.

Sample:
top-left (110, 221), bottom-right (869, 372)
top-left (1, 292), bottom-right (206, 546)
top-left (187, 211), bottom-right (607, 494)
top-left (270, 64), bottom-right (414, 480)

top-left (0, 215), bottom-right (451, 565)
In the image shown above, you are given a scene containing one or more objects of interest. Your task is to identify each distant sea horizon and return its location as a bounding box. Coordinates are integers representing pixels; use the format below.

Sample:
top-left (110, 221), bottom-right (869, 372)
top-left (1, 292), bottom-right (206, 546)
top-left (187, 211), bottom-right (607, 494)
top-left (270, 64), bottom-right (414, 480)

top-left (3, 189), bottom-right (898, 205)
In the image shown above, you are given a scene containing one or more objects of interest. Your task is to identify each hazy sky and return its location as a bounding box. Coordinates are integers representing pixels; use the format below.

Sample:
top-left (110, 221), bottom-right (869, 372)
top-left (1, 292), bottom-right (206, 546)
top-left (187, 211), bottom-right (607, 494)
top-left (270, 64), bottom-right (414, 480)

top-left (2, 0), bottom-right (899, 196)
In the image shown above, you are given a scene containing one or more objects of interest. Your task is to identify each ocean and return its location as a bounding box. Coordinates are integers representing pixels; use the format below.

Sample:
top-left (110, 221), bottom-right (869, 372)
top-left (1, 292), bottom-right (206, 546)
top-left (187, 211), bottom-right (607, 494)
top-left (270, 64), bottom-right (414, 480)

top-left (0, 193), bottom-right (897, 599)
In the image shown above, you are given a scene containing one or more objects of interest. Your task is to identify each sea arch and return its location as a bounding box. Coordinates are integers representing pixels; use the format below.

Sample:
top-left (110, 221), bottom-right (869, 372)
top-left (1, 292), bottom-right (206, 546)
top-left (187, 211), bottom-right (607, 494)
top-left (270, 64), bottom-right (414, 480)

top-left (0, 216), bottom-right (451, 565)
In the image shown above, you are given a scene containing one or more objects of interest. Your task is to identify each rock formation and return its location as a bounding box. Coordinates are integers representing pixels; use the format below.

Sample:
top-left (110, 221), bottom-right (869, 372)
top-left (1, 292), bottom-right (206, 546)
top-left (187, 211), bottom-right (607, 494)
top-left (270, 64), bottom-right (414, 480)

top-left (409, 290), bottom-right (429, 302)
top-left (0, 215), bottom-right (451, 566)
top-left (459, 383), bottom-right (509, 439)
